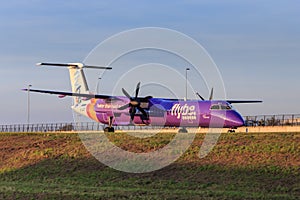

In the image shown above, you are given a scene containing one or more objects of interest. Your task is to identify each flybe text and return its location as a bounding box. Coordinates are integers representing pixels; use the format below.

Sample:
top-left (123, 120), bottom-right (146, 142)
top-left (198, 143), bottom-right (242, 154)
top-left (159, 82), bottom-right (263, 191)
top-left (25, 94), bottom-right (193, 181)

top-left (171, 103), bottom-right (197, 120)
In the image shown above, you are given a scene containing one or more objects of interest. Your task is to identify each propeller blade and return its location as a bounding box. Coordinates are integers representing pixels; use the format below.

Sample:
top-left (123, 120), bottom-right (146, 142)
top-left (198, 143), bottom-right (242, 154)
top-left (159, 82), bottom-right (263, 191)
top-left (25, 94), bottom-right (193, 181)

top-left (122, 88), bottom-right (131, 99)
top-left (130, 107), bottom-right (136, 121)
top-left (137, 106), bottom-right (148, 117)
top-left (196, 92), bottom-right (205, 101)
top-left (130, 113), bottom-right (135, 122)
top-left (135, 82), bottom-right (141, 98)
top-left (209, 88), bottom-right (214, 100)
top-left (118, 104), bottom-right (130, 110)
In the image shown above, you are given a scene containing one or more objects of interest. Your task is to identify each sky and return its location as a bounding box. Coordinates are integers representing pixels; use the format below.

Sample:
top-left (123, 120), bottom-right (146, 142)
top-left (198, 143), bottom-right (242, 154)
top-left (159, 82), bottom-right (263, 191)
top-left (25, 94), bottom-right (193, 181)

top-left (0, 0), bottom-right (299, 124)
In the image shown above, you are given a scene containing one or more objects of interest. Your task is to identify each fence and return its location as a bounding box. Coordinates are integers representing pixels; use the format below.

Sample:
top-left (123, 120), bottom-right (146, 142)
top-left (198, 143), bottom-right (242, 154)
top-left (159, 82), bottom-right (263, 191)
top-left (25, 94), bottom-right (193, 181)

top-left (244, 114), bottom-right (300, 127)
top-left (1, 114), bottom-right (300, 133)
top-left (0, 122), bottom-right (165, 133)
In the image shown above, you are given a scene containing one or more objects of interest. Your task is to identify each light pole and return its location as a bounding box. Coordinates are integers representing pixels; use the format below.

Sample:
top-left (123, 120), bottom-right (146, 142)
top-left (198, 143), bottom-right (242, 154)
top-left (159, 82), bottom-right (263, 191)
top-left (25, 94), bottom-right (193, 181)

top-left (27, 84), bottom-right (32, 124)
top-left (185, 68), bottom-right (190, 101)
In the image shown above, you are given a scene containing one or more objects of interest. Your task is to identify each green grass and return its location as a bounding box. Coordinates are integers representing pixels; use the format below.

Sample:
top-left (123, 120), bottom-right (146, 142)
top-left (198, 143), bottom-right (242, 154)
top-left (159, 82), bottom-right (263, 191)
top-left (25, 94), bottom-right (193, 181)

top-left (0, 132), bottom-right (299, 199)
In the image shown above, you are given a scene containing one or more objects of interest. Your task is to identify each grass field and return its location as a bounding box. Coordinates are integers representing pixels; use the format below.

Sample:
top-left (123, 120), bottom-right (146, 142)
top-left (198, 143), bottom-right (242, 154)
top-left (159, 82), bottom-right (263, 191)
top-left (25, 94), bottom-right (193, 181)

top-left (0, 131), bottom-right (299, 199)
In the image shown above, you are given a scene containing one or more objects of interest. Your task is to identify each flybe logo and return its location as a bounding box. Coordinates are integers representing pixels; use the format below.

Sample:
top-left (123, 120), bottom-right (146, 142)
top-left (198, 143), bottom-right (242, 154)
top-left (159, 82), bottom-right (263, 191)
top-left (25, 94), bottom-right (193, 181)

top-left (171, 103), bottom-right (197, 120)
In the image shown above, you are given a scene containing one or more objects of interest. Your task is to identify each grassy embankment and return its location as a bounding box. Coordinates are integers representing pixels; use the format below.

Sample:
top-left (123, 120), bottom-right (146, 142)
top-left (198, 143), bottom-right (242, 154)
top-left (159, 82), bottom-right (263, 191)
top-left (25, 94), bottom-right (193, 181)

top-left (0, 131), bottom-right (299, 199)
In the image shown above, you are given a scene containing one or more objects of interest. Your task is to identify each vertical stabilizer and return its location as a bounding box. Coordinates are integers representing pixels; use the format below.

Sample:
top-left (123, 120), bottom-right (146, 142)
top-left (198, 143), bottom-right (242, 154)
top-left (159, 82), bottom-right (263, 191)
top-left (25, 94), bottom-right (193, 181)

top-left (68, 64), bottom-right (89, 107)
top-left (36, 62), bottom-right (112, 116)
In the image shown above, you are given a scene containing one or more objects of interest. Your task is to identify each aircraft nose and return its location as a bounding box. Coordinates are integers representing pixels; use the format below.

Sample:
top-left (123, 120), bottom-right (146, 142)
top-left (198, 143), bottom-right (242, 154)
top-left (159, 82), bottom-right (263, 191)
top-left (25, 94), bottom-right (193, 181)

top-left (227, 111), bottom-right (245, 127)
top-left (236, 117), bottom-right (244, 127)
top-left (233, 112), bottom-right (245, 127)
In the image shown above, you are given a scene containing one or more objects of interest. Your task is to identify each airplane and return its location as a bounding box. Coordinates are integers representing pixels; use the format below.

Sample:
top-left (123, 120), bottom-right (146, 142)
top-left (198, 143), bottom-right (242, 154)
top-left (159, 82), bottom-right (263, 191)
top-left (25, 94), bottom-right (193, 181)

top-left (23, 62), bottom-right (262, 133)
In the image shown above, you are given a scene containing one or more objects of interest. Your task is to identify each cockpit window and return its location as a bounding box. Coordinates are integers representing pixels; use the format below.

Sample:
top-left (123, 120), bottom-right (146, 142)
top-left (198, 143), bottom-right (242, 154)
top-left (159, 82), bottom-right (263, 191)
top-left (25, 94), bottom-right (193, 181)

top-left (210, 105), bottom-right (220, 110)
top-left (210, 104), bottom-right (232, 110)
top-left (221, 105), bottom-right (232, 110)
top-left (220, 105), bottom-right (227, 110)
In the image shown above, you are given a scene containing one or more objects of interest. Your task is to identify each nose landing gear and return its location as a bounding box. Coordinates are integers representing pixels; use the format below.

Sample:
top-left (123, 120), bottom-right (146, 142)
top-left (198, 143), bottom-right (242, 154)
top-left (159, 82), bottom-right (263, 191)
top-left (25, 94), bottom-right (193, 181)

top-left (227, 127), bottom-right (236, 133)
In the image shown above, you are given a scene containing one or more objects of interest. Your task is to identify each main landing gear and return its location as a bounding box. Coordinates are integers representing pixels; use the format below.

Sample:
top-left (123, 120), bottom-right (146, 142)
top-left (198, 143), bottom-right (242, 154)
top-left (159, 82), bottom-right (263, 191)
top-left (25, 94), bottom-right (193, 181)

top-left (104, 116), bottom-right (115, 133)
top-left (104, 127), bottom-right (115, 133)
top-left (178, 127), bottom-right (188, 133)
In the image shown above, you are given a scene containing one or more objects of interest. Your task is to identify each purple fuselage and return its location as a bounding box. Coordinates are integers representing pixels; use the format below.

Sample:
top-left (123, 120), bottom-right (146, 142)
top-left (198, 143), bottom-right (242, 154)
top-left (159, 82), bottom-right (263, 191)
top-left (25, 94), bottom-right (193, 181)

top-left (88, 97), bottom-right (244, 128)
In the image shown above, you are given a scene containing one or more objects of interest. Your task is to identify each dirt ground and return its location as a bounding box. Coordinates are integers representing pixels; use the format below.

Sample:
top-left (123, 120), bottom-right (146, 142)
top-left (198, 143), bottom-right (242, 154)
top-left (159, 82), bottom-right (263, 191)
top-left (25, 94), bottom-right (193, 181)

top-left (0, 132), bottom-right (299, 199)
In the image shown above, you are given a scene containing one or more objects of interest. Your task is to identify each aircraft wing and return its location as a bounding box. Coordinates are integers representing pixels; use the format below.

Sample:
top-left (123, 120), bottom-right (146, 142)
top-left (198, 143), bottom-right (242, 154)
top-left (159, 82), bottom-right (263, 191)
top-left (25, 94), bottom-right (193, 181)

top-left (226, 100), bottom-right (263, 104)
top-left (160, 98), bottom-right (184, 101)
top-left (22, 88), bottom-right (120, 100)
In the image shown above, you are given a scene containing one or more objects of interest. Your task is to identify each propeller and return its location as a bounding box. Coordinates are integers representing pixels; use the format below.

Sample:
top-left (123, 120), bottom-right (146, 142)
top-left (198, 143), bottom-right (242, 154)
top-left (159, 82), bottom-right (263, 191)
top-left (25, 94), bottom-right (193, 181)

top-left (196, 92), bottom-right (205, 101)
top-left (118, 82), bottom-right (152, 122)
top-left (196, 87), bottom-right (214, 101)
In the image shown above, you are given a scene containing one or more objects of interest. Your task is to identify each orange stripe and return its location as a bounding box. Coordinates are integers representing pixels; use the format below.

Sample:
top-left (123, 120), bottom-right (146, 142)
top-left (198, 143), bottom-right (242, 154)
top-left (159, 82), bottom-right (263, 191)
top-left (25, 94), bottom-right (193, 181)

top-left (86, 99), bottom-right (99, 122)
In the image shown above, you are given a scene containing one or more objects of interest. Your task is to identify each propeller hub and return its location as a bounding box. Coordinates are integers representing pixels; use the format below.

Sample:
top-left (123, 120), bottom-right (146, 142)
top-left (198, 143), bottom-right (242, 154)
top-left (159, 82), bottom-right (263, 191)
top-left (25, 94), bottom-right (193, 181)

top-left (130, 101), bottom-right (139, 106)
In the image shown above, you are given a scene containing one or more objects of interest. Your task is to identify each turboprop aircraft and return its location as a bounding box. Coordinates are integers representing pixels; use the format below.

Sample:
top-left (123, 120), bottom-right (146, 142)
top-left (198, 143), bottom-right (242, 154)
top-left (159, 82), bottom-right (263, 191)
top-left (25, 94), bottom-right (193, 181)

top-left (23, 62), bottom-right (262, 133)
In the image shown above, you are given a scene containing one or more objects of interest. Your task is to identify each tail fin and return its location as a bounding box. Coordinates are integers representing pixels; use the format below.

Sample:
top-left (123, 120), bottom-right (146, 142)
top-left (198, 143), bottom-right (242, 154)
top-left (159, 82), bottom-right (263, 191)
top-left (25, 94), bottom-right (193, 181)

top-left (68, 64), bottom-right (89, 105)
top-left (37, 62), bottom-right (112, 106)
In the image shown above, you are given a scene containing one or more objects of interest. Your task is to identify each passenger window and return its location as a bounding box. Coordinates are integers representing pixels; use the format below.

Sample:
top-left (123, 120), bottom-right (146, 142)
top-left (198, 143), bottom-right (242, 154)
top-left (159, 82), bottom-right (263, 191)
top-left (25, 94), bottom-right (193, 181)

top-left (211, 104), bottom-right (232, 110)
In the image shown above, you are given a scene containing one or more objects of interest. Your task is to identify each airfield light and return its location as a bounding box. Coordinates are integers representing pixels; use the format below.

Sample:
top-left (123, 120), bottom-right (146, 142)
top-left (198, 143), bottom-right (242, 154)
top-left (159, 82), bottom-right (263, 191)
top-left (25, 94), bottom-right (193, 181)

top-left (185, 68), bottom-right (190, 101)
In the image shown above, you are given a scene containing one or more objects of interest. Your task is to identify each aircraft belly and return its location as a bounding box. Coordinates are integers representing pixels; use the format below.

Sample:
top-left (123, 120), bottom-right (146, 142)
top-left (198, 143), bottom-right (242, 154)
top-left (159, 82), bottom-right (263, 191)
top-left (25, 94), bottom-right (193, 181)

top-left (72, 104), bottom-right (89, 118)
top-left (148, 116), bottom-right (166, 126)
top-left (163, 115), bottom-right (198, 127)
top-left (96, 112), bottom-right (108, 124)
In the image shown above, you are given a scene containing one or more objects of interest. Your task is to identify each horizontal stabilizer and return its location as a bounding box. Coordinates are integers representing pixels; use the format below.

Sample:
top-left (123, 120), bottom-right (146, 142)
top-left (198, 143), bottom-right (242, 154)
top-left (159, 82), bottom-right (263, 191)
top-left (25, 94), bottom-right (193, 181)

top-left (36, 62), bottom-right (112, 70)
top-left (22, 88), bottom-right (119, 100)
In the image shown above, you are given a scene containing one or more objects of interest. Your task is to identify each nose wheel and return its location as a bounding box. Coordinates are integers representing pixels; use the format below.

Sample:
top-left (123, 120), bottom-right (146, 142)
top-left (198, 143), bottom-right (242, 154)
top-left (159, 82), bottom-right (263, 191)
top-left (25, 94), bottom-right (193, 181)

top-left (227, 128), bottom-right (236, 133)
top-left (104, 116), bottom-right (115, 133)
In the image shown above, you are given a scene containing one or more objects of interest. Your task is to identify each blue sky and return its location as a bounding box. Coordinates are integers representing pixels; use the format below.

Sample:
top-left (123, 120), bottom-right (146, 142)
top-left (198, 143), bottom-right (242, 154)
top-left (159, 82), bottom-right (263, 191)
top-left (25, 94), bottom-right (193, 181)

top-left (0, 0), bottom-right (299, 124)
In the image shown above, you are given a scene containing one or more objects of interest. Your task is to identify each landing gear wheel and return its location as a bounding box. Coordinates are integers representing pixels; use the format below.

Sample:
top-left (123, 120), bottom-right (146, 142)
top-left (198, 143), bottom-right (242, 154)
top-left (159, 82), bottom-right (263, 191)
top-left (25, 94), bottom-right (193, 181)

top-left (227, 129), bottom-right (235, 133)
top-left (104, 127), bottom-right (115, 133)
top-left (178, 127), bottom-right (188, 133)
